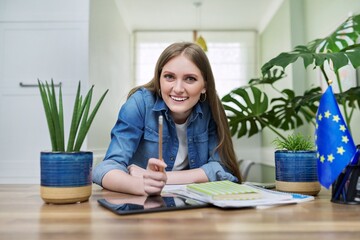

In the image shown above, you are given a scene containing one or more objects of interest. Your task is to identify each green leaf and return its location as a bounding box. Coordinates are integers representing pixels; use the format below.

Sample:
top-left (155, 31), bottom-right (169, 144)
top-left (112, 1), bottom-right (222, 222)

top-left (345, 47), bottom-right (360, 68)
top-left (38, 80), bottom-right (56, 151)
top-left (317, 14), bottom-right (360, 53)
top-left (67, 84), bottom-right (94, 152)
top-left (73, 88), bottom-right (109, 151)
top-left (269, 87), bottom-right (322, 131)
top-left (73, 87), bottom-right (93, 152)
top-left (261, 14), bottom-right (360, 75)
top-left (38, 79), bottom-right (108, 153)
top-left (222, 86), bottom-right (269, 138)
top-left (337, 86), bottom-right (360, 109)
top-left (48, 80), bottom-right (64, 151)
top-left (66, 81), bottom-right (81, 152)
top-left (58, 82), bottom-right (64, 151)
top-left (249, 69), bottom-right (286, 86)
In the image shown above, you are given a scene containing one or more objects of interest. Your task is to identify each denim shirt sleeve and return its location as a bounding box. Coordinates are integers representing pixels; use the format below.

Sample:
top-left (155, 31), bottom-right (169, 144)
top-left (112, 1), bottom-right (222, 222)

top-left (92, 91), bottom-right (146, 186)
top-left (200, 160), bottom-right (238, 182)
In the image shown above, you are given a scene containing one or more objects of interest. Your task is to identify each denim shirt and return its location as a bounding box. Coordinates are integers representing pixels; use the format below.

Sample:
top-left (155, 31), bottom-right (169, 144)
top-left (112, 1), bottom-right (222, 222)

top-left (92, 88), bottom-right (238, 186)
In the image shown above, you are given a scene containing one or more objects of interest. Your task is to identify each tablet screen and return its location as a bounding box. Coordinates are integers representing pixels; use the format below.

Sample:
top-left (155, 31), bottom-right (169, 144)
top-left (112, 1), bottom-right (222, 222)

top-left (98, 195), bottom-right (209, 215)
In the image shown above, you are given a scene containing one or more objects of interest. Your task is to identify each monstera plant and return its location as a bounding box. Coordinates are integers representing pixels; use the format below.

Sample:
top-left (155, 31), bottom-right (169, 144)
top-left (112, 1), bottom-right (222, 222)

top-left (222, 13), bottom-right (360, 141)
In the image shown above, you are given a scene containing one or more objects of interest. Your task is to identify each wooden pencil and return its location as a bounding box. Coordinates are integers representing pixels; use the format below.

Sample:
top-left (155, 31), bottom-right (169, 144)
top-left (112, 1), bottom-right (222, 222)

top-left (158, 115), bottom-right (164, 172)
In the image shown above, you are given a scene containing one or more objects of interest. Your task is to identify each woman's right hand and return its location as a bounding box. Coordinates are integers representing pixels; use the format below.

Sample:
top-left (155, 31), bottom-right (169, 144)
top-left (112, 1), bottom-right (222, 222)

top-left (142, 158), bottom-right (167, 195)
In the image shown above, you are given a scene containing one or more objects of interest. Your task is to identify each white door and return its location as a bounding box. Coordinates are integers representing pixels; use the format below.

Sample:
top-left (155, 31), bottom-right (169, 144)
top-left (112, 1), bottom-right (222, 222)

top-left (0, 0), bottom-right (89, 183)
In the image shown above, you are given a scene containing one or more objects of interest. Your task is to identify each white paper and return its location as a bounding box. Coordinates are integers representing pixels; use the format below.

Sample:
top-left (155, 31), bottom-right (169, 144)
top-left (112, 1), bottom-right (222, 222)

top-left (162, 183), bottom-right (314, 208)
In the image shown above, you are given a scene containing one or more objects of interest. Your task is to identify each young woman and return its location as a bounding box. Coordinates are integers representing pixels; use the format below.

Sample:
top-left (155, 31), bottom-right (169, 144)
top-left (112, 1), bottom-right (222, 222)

top-left (93, 42), bottom-right (241, 195)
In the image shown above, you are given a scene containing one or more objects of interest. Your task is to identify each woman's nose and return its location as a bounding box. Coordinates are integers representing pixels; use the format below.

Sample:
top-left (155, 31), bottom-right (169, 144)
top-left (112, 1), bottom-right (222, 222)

top-left (173, 79), bottom-right (184, 93)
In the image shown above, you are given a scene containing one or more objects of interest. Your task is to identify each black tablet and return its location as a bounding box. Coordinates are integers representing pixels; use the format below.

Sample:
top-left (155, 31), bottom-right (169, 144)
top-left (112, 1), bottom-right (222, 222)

top-left (98, 195), bottom-right (209, 215)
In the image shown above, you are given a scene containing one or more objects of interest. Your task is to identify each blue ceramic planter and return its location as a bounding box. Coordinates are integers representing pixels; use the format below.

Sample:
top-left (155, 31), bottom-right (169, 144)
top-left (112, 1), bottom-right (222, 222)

top-left (40, 151), bottom-right (93, 204)
top-left (275, 150), bottom-right (320, 195)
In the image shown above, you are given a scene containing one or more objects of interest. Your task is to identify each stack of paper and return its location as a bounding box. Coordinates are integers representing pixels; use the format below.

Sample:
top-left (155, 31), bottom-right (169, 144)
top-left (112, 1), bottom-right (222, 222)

top-left (162, 181), bottom-right (314, 208)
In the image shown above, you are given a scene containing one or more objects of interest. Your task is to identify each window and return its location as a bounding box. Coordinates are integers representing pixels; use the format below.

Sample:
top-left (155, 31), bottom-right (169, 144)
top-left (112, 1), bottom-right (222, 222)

top-left (134, 31), bottom-right (257, 97)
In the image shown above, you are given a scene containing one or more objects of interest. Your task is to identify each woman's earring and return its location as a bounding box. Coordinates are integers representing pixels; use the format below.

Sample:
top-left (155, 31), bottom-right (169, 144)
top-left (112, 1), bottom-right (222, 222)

top-left (200, 92), bottom-right (207, 102)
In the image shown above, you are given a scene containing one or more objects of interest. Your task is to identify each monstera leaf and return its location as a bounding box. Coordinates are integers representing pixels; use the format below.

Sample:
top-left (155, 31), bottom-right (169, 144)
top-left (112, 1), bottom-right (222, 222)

top-left (261, 45), bottom-right (360, 75)
top-left (261, 14), bottom-right (360, 74)
top-left (292, 86), bottom-right (322, 122)
top-left (339, 86), bottom-right (360, 109)
top-left (248, 69), bottom-right (286, 86)
top-left (269, 87), bottom-right (322, 131)
top-left (221, 86), bottom-right (269, 138)
top-left (315, 14), bottom-right (360, 53)
top-left (269, 89), bottom-right (305, 131)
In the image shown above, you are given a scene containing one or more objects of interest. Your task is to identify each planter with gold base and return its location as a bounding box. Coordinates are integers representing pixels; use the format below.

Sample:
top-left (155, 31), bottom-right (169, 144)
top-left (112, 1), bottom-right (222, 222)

top-left (275, 150), bottom-right (320, 196)
top-left (40, 151), bottom-right (93, 204)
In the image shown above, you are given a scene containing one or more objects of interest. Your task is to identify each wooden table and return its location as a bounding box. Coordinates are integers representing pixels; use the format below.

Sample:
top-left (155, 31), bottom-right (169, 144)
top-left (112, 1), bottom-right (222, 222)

top-left (1, 184), bottom-right (360, 240)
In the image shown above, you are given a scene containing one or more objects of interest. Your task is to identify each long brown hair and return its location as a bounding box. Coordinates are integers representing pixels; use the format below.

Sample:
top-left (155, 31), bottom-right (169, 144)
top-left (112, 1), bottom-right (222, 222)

top-left (128, 42), bottom-right (241, 182)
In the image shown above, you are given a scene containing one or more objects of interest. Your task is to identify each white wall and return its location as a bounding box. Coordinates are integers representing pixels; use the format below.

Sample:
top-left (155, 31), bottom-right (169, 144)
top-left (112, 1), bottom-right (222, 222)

top-left (88, 0), bottom-right (132, 165)
top-left (258, 0), bottom-right (293, 165)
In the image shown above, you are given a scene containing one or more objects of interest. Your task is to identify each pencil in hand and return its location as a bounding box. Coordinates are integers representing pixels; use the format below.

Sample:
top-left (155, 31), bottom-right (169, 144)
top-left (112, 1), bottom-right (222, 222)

top-left (158, 115), bottom-right (164, 172)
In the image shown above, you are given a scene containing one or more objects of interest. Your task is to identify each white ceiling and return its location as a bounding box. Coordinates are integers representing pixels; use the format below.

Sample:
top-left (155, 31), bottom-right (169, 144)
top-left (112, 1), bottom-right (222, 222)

top-left (115, 0), bottom-right (284, 33)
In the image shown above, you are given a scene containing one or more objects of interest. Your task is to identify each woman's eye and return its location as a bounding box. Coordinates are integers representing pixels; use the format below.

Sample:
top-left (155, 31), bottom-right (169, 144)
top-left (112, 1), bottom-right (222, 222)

top-left (185, 76), bottom-right (196, 82)
top-left (164, 74), bottom-right (174, 80)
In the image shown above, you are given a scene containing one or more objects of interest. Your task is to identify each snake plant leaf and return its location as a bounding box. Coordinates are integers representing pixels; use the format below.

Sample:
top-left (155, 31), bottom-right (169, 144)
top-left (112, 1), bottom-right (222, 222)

top-left (73, 88), bottom-right (108, 151)
top-left (47, 80), bottom-right (64, 151)
top-left (38, 80), bottom-right (57, 151)
top-left (66, 81), bottom-right (82, 152)
top-left (73, 87), bottom-right (93, 152)
top-left (58, 82), bottom-right (64, 152)
top-left (222, 86), bottom-right (269, 138)
top-left (68, 85), bottom-right (93, 152)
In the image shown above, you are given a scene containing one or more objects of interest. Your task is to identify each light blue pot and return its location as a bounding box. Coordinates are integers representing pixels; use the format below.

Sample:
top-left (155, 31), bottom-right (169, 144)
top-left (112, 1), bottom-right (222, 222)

top-left (40, 151), bottom-right (93, 204)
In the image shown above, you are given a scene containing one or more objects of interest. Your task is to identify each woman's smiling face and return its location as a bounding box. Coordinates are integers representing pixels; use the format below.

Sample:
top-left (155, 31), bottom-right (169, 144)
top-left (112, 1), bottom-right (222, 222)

top-left (160, 54), bottom-right (206, 124)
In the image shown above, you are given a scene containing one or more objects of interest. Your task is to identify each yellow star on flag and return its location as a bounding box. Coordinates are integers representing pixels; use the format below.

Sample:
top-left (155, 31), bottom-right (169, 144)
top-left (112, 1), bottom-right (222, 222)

top-left (333, 115), bottom-right (340, 122)
top-left (342, 135), bottom-right (349, 143)
top-left (337, 146), bottom-right (345, 155)
top-left (327, 154), bottom-right (335, 162)
top-left (324, 110), bottom-right (331, 118)
top-left (339, 125), bottom-right (346, 132)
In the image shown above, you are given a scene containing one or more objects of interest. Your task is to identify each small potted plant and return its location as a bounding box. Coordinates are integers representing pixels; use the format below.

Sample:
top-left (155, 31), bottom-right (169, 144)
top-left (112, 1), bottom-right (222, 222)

top-left (272, 133), bottom-right (320, 196)
top-left (38, 80), bottom-right (108, 204)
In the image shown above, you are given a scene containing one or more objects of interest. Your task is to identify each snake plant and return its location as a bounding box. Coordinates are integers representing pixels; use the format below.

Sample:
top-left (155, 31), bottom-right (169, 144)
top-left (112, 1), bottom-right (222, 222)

top-left (38, 80), bottom-right (108, 152)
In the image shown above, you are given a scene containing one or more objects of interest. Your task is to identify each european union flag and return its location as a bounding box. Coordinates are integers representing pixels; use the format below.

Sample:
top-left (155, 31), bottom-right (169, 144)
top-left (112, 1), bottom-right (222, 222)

top-left (315, 85), bottom-right (356, 188)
